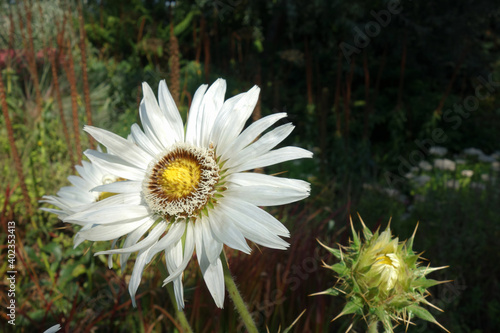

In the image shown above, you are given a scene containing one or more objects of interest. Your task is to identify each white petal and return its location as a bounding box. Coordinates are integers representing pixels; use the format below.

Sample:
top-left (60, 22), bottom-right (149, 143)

top-left (120, 217), bottom-right (157, 271)
top-left (224, 185), bottom-right (309, 206)
top-left (108, 238), bottom-right (118, 268)
top-left (217, 201), bottom-right (289, 250)
top-left (225, 123), bottom-right (295, 169)
top-left (67, 175), bottom-right (87, 189)
top-left (95, 221), bottom-right (166, 255)
top-left (146, 221), bottom-right (186, 263)
top-left (75, 192), bottom-right (141, 213)
top-left (194, 221), bottom-right (225, 308)
top-left (163, 222), bottom-right (195, 285)
top-left (141, 82), bottom-right (180, 148)
top-left (165, 239), bottom-right (185, 309)
top-left (185, 84), bottom-right (208, 146)
top-left (220, 197), bottom-right (290, 237)
top-left (64, 204), bottom-right (150, 225)
top-left (207, 209), bottom-right (251, 254)
top-left (209, 92), bottom-right (245, 147)
top-left (228, 172), bottom-right (310, 191)
top-left (199, 79), bottom-right (227, 147)
top-left (221, 112), bottom-right (287, 162)
top-left (230, 146), bottom-right (313, 173)
top-left (130, 123), bottom-right (161, 157)
top-left (129, 247), bottom-right (151, 307)
top-left (85, 150), bottom-right (145, 181)
top-left (75, 217), bottom-right (149, 241)
top-left (84, 126), bottom-right (151, 169)
top-left (201, 218), bottom-right (223, 264)
top-left (43, 324), bottom-right (61, 333)
top-left (91, 180), bottom-right (142, 194)
top-left (211, 86), bottom-right (260, 157)
top-left (158, 80), bottom-right (184, 141)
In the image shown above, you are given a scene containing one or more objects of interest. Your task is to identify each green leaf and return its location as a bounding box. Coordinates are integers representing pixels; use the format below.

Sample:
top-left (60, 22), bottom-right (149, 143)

top-left (318, 239), bottom-right (342, 259)
top-left (339, 300), bottom-right (363, 317)
top-left (322, 287), bottom-right (340, 296)
top-left (367, 286), bottom-right (379, 299)
top-left (404, 254), bottom-right (420, 268)
top-left (374, 308), bottom-right (393, 331)
top-left (362, 224), bottom-right (373, 240)
top-left (331, 263), bottom-right (349, 276)
top-left (408, 304), bottom-right (437, 323)
top-left (72, 264), bottom-right (87, 278)
top-left (412, 278), bottom-right (444, 289)
top-left (174, 10), bottom-right (198, 36)
top-left (350, 223), bottom-right (360, 248)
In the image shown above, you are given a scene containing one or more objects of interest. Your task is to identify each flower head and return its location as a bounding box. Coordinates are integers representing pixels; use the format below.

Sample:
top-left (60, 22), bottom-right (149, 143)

top-left (317, 215), bottom-right (449, 332)
top-left (47, 78), bottom-right (312, 309)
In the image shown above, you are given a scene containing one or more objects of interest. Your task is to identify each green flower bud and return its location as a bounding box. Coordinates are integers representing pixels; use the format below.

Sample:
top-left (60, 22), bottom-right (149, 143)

top-left (315, 215), bottom-right (449, 332)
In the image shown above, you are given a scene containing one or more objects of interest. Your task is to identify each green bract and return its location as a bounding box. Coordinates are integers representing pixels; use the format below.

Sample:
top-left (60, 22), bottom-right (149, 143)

top-left (317, 215), bottom-right (449, 332)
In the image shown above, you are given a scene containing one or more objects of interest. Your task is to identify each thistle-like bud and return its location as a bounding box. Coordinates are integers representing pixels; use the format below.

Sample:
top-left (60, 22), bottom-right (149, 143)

top-left (316, 215), bottom-right (449, 332)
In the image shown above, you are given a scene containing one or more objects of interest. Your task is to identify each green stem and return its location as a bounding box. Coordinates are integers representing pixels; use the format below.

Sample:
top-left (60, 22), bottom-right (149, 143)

top-left (368, 319), bottom-right (379, 333)
top-left (157, 260), bottom-right (193, 333)
top-left (221, 252), bottom-right (259, 333)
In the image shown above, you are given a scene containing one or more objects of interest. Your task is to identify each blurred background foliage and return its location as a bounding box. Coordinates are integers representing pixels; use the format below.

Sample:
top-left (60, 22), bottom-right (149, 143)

top-left (1, 0), bottom-right (499, 332)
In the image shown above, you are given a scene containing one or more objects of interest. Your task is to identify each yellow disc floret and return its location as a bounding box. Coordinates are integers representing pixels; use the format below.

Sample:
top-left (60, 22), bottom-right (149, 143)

top-left (159, 158), bottom-right (201, 199)
top-left (143, 143), bottom-right (221, 219)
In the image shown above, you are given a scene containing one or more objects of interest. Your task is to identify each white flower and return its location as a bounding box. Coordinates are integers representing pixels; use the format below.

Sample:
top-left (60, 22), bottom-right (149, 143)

top-left (418, 160), bottom-right (433, 171)
top-left (62, 79), bottom-right (312, 309)
top-left (463, 147), bottom-right (484, 156)
top-left (434, 158), bottom-right (456, 171)
top-left (429, 146), bottom-right (447, 156)
top-left (478, 154), bottom-right (496, 163)
top-left (413, 175), bottom-right (431, 186)
top-left (43, 324), bottom-right (61, 333)
top-left (41, 160), bottom-right (137, 266)
top-left (461, 169), bottom-right (474, 177)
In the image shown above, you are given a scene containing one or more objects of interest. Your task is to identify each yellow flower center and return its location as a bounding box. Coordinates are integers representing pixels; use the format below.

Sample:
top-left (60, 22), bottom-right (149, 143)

top-left (375, 255), bottom-right (396, 267)
top-left (143, 143), bottom-right (221, 219)
top-left (97, 177), bottom-right (126, 201)
top-left (159, 158), bottom-right (201, 199)
top-left (372, 253), bottom-right (401, 291)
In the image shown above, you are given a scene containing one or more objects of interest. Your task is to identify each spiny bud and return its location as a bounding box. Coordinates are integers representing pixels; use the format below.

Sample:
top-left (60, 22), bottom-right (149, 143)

top-left (314, 214), bottom-right (449, 332)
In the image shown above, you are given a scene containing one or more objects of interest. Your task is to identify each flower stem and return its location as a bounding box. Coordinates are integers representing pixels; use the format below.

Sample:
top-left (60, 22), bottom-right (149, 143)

top-left (165, 283), bottom-right (193, 333)
top-left (156, 260), bottom-right (193, 333)
top-left (368, 319), bottom-right (379, 333)
top-left (221, 252), bottom-right (258, 333)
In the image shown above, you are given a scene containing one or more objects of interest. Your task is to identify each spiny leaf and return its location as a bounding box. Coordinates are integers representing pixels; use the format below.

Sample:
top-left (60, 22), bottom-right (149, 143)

top-left (331, 300), bottom-right (363, 322)
top-left (310, 287), bottom-right (340, 297)
top-left (374, 308), bottom-right (393, 332)
top-left (331, 262), bottom-right (349, 276)
top-left (407, 305), bottom-right (449, 332)
top-left (350, 216), bottom-right (360, 248)
top-left (404, 254), bottom-right (420, 268)
top-left (317, 239), bottom-right (342, 259)
top-left (412, 278), bottom-right (449, 289)
top-left (407, 222), bottom-right (419, 251)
